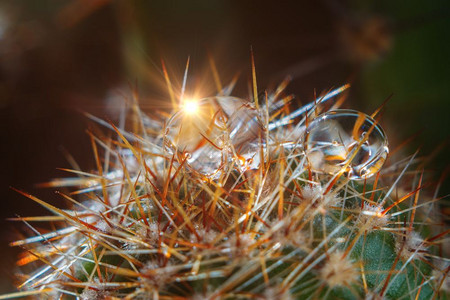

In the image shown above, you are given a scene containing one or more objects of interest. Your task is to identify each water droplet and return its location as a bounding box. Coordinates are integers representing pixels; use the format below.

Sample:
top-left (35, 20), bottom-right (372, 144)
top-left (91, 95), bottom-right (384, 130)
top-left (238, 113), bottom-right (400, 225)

top-left (304, 109), bottom-right (388, 180)
top-left (164, 98), bottom-right (228, 177)
top-left (226, 98), bottom-right (265, 171)
top-left (164, 97), bottom-right (265, 177)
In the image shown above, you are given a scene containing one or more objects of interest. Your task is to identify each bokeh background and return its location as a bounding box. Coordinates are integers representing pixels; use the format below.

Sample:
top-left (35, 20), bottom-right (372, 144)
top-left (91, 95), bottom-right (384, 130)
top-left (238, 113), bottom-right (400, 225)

top-left (0, 0), bottom-right (449, 293)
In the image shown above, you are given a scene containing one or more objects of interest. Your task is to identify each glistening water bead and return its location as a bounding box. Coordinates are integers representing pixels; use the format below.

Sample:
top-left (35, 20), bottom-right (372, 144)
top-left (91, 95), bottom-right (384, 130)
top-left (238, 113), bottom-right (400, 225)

top-left (165, 99), bottom-right (388, 181)
top-left (304, 109), bottom-right (388, 180)
top-left (164, 97), bottom-right (265, 178)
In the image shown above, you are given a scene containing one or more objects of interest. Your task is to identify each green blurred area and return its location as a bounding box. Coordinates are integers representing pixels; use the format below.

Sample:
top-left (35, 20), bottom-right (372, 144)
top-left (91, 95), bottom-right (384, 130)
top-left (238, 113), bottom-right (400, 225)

top-left (355, 0), bottom-right (450, 194)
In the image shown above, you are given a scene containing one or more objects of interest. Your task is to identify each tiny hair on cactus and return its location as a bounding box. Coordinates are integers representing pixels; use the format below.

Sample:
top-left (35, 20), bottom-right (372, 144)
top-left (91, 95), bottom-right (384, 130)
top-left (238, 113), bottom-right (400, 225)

top-left (5, 56), bottom-right (449, 300)
top-left (319, 251), bottom-right (359, 288)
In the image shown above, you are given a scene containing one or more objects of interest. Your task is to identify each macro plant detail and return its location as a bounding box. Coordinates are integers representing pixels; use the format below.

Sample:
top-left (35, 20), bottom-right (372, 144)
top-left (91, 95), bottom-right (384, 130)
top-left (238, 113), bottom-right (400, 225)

top-left (5, 62), bottom-right (449, 300)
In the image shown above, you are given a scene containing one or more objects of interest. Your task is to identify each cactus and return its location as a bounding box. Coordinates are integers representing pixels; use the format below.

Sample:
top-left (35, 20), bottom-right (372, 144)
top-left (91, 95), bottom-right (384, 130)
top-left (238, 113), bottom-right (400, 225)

top-left (6, 64), bottom-right (449, 300)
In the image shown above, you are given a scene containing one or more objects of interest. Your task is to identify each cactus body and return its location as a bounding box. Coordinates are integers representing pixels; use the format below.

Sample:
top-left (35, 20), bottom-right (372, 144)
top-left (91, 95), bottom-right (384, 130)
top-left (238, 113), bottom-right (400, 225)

top-left (8, 78), bottom-right (448, 300)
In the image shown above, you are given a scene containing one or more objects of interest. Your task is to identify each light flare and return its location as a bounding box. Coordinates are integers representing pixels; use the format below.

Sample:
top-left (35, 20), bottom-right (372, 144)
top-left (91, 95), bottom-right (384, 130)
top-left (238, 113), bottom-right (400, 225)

top-left (181, 99), bottom-right (200, 114)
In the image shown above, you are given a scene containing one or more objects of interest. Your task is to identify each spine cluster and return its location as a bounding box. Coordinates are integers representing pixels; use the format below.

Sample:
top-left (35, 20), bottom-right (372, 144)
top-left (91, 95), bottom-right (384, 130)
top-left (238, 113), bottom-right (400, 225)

top-left (8, 75), bottom-right (448, 300)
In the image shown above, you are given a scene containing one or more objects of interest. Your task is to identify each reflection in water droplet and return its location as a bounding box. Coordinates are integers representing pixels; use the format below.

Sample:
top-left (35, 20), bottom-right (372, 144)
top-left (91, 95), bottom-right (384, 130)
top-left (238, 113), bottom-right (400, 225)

top-left (305, 109), bottom-right (388, 180)
top-left (226, 98), bottom-right (265, 171)
top-left (164, 97), bottom-right (265, 177)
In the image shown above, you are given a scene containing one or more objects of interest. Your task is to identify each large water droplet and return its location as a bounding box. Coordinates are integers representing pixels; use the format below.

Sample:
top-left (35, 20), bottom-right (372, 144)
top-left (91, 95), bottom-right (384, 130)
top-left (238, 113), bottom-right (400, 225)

top-left (225, 98), bottom-right (265, 171)
top-left (164, 97), bottom-right (265, 177)
top-left (304, 109), bottom-right (388, 180)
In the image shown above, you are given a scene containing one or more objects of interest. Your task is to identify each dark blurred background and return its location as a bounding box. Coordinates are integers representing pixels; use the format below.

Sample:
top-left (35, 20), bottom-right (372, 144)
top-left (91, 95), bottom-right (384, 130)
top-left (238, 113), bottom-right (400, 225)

top-left (0, 0), bottom-right (449, 292)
